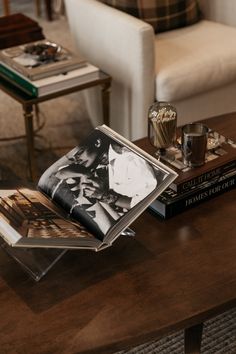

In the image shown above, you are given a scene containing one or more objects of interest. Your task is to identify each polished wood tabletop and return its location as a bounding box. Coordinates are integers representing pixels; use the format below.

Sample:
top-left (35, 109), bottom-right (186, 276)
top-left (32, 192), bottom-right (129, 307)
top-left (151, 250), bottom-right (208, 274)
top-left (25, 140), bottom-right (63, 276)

top-left (0, 113), bottom-right (236, 354)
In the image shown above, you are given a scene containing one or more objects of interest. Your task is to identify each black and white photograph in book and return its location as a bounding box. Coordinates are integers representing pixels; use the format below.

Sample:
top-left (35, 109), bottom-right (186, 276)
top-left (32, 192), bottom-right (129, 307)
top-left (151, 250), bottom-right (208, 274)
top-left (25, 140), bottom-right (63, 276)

top-left (38, 129), bottom-right (167, 238)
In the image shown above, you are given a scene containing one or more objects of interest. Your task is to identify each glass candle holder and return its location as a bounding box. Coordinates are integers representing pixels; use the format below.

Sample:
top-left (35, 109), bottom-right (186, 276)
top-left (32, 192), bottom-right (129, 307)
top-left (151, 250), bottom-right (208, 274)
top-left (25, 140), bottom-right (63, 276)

top-left (148, 101), bottom-right (177, 154)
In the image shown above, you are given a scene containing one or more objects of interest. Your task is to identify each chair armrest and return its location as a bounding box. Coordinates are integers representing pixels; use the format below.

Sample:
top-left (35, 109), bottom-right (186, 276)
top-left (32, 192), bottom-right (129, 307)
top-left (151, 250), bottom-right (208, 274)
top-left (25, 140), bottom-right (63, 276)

top-left (198, 0), bottom-right (236, 27)
top-left (65, 0), bottom-right (155, 139)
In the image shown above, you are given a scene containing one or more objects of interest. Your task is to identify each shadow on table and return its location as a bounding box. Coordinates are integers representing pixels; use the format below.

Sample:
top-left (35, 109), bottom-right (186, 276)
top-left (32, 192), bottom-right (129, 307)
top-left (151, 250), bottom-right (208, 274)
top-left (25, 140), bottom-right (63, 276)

top-left (0, 235), bottom-right (154, 313)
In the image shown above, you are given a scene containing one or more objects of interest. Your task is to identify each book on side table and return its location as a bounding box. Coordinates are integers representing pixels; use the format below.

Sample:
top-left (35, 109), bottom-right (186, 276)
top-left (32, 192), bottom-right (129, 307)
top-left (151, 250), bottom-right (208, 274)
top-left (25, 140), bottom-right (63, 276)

top-left (0, 61), bottom-right (100, 97)
top-left (0, 125), bottom-right (177, 251)
top-left (0, 39), bottom-right (86, 80)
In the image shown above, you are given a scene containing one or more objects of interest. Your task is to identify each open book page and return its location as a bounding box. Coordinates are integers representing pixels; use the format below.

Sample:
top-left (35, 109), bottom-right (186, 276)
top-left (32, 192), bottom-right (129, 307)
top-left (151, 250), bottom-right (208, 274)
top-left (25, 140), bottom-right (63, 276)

top-left (38, 127), bottom-right (177, 244)
top-left (0, 183), bottom-right (101, 249)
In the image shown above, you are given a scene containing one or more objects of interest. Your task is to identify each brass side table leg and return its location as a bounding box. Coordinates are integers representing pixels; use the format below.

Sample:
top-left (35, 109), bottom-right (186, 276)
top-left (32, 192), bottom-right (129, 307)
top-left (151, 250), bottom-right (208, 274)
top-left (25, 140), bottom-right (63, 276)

top-left (101, 80), bottom-right (111, 127)
top-left (23, 104), bottom-right (37, 181)
top-left (184, 323), bottom-right (203, 354)
top-left (34, 103), bottom-right (40, 127)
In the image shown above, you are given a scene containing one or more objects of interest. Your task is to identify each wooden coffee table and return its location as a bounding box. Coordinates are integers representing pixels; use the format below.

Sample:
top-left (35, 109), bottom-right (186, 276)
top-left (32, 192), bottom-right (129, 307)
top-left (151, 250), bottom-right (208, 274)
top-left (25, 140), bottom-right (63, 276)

top-left (0, 113), bottom-right (236, 354)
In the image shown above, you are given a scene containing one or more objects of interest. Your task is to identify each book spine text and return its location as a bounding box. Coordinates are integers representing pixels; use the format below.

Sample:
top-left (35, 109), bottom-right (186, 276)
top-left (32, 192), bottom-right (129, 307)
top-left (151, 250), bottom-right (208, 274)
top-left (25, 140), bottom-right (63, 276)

top-left (150, 173), bottom-right (236, 219)
top-left (171, 160), bottom-right (236, 193)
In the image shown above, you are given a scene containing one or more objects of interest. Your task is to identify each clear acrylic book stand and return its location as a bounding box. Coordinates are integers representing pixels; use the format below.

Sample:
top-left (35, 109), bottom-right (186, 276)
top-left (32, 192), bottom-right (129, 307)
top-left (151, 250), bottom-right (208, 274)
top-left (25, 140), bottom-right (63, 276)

top-left (0, 228), bottom-right (135, 281)
top-left (0, 238), bottom-right (67, 281)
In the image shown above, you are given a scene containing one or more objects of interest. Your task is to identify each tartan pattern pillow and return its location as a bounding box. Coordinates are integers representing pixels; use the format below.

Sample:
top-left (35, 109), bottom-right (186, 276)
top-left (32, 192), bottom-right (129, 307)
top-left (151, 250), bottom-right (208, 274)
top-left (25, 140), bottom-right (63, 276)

top-left (101, 0), bottom-right (201, 33)
top-left (138, 0), bottom-right (201, 33)
top-left (102, 0), bottom-right (139, 17)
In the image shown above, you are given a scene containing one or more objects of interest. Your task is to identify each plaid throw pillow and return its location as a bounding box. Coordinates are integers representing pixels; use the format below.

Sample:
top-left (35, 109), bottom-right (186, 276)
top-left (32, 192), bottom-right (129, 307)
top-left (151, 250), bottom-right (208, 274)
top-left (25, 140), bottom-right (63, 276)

top-left (102, 0), bottom-right (139, 17)
top-left (139, 0), bottom-right (201, 33)
top-left (101, 0), bottom-right (201, 33)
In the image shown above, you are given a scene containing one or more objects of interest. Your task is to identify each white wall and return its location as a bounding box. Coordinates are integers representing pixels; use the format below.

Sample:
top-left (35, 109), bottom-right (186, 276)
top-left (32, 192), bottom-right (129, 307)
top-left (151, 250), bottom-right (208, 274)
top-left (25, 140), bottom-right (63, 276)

top-left (199, 0), bottom-right (236, 27)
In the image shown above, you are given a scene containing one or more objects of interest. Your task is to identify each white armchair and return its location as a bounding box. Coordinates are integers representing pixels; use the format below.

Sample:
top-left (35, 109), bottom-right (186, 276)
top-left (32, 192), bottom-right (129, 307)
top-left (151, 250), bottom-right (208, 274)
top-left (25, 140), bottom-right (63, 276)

top-left (65, 0), bottom-right (236, 140)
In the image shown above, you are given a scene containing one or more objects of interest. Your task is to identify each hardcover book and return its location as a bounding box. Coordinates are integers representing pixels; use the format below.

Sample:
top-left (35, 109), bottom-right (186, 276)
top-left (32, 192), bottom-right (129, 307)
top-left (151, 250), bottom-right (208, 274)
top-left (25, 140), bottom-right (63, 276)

top-left (0, 13), bottom-right (43, 35)
top-left (0, 125), bottom-right (177, 251)
top-left (0, 39), bottom-right (86, 80)
top-left (160, 130), bottom-right (236, 193)
top-left (0, 62), bottom-right (100, 97)
top-left (149, 168), bottom-right (236, 219)
top-left (0, 13), bottom-right (44, 49)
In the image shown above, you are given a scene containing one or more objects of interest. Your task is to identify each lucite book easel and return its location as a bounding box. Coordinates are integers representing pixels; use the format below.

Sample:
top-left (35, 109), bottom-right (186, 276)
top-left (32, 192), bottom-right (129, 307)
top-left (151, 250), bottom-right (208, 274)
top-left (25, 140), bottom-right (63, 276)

top-left (0, 238), bottom-right (67, 281)
top-left (0, 228), bottom-right (135, 281)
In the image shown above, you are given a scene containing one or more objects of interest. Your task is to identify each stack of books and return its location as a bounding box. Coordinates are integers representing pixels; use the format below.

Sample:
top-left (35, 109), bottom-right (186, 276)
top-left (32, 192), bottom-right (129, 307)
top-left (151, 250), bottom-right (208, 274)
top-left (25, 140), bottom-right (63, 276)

top-left (0, 39), bottom-right (100, 97)
top-left (0, 13), bottom-right (44, 49)
top-left (149, 130), bottom-right (236, 218)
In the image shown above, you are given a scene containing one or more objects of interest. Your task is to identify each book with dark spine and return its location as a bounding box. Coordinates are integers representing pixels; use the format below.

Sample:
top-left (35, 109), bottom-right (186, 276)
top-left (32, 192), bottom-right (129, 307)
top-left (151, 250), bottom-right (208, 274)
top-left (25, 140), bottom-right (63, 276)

top-left (149, 168), bottom-right (236, 219)
top-left (0, 13), bottom-right (44, 50)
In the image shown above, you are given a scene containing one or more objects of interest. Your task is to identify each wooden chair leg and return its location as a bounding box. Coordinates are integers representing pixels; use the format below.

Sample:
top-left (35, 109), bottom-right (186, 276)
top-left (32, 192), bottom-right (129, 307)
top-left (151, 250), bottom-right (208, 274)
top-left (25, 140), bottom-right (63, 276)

top-left (35, 0), bottom-right (53, 21)
top-left (3, 0), bottom-right (10, 16)
top-left (45, 0), bottom-right (53, 21)
top-left (35, 0), bottom-right (41, 17)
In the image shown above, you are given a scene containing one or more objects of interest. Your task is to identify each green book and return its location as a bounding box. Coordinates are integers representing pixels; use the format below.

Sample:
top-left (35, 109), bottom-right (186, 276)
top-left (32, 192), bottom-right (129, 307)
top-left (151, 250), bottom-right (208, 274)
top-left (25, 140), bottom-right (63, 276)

top-left (0, 62), bottom-right (38, 96)
top-left (0, 61), bottom-right (100, 97)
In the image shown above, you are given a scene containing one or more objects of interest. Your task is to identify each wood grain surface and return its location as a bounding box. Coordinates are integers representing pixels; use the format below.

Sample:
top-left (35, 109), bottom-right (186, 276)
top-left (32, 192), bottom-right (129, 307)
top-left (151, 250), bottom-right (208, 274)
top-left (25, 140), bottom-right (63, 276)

top-left (0, 113), bottom-right (236, 353)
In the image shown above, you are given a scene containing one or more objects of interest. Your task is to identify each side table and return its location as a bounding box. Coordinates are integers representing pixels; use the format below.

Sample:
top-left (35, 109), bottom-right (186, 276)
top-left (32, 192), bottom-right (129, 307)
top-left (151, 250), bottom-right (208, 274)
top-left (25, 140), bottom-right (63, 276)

top-left (0, 72), bottom-right (111, 181)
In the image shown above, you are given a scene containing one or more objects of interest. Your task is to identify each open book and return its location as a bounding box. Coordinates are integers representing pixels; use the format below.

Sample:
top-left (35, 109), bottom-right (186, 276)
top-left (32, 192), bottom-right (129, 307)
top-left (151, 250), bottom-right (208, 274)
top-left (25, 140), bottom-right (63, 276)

top-left (0, 126), bottom-right (177, 251)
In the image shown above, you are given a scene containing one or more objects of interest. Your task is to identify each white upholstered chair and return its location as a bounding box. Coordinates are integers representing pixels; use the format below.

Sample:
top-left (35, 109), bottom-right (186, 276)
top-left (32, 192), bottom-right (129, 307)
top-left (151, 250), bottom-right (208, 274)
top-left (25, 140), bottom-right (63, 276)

top-left (65, 0), bottom-right (236, 140)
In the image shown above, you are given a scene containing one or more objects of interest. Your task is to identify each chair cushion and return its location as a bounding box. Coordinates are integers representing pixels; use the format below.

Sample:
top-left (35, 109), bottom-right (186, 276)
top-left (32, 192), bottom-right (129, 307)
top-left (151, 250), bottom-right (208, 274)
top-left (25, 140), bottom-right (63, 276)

top-left (155, 20), bottom-right (236, 102)
top-left (101, 0), bottom-right (201, 33)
